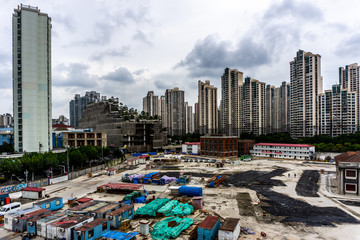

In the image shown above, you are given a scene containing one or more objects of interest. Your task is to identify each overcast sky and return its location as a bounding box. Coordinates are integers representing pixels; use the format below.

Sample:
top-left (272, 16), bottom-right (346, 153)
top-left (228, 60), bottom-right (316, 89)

top-left (1, 0), bottom-right (360, 118)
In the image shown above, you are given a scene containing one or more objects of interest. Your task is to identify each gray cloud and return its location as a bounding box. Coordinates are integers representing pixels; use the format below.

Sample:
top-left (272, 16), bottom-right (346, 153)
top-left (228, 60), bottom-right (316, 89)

top-left (82, 21), bottom-right (116, 45)
top-left (263, 0), bottom-right (323, 23)
top-left (177, 0), bottom-right (322, 78)
top-left (101, 67), bottom-right (134, 83)
top-left (80, 5), bottom-right (151, 46)
top-left (91, 46), bottom-right (130, 61)
top-left (176, 35), bottom-right (270, 78)
top-left (327, 22), bottom-right (349, 32)
top-left (125, 6), bottom-right (151, 23)
top-left (53, 63), bottom-right (99, 88)
top-left (335, 33), bottom-right (360, 57)
top-left (132, 30), bottom-right (152, 46)
top-left (132, 69), bottom-right (148, 76)
top-left (52, 13), bottom-right (74, 31)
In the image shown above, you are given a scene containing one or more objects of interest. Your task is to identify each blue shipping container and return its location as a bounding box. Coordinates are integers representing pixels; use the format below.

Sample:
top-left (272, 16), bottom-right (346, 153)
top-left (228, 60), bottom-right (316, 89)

top-left (33, 197), bottom-right (63, 211)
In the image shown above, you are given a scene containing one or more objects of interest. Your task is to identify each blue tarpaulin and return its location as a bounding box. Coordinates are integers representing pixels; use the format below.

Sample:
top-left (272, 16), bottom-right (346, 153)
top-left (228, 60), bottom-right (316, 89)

top-left (102, 231), bottom-right (139, 240)
top-left (134, 195), bottom-right (147, 203)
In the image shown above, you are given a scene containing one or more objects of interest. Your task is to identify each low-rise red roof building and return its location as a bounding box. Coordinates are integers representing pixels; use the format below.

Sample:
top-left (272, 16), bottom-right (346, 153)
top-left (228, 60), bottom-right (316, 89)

top-left (250, 143), bottom-right (315, 160)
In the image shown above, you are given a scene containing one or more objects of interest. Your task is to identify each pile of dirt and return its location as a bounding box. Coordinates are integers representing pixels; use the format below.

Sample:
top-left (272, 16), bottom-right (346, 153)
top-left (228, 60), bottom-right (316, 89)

top-left (236, 192), bottom-right (254, 216)
top-left (295, 170), bottom-right (320, 197)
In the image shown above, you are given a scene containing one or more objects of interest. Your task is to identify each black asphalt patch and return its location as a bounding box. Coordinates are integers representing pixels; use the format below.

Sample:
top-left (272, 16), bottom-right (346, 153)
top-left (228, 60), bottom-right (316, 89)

top-left (295, 170), bottom-right (320, 197)
top-left (339, 200), bottom-right (360, 207)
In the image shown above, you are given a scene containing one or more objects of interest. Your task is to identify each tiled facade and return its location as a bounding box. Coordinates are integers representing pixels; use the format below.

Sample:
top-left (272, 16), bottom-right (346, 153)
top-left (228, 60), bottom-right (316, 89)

top-left (200, 136), bottom-right (238, 158)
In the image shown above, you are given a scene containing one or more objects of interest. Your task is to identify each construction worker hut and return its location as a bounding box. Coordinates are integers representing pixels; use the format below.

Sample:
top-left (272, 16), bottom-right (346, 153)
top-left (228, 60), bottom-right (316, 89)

top-left (106, 204), bottom-right (134, 229)
top-left (74, 218), bottom-right (110, 240)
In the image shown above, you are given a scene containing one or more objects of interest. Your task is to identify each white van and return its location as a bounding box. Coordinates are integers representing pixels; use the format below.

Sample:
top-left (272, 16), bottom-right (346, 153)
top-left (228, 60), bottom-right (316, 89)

top-left (0, 202), bottom-right (21, 215)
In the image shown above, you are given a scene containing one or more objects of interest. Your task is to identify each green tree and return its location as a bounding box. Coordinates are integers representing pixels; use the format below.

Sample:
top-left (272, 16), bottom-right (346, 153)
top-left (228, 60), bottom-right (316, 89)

top-left (334, 143), bottom-right (343, 152)
top-left (0, 158), bottom-right (22, 180)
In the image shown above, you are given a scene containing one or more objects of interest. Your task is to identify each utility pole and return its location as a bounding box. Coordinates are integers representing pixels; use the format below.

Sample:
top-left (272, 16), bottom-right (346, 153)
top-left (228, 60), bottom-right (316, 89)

top-left (24, 169), bottom-right (28, 183)
top-left (66, 145), bottom-right (70, 174)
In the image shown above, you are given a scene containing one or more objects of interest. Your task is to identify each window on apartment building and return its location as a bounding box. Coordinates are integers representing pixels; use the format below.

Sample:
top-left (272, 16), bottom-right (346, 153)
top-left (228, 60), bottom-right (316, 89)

top-left (345, 169), bottom-right (357, 179)
top-left (345, 183), bottom-right (356, 193)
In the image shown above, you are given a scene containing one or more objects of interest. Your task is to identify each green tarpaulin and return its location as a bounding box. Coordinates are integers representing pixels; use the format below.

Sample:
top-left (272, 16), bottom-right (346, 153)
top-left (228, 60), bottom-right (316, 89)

top-left (135, 198), bottom-right (170, 217)
top-left (157, 200), bottom-right (193, 216)
top-left (151, 216), bottom-right (193, 240)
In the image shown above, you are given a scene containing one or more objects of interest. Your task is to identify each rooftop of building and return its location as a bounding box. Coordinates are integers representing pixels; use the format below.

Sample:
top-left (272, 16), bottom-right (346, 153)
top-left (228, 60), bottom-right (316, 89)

top-left (198, 215), bottom-right (219, 229)
top-left (219, 218), bottom-right (240, 231)
top-left (22, 187), bottom-right (46, 192)
top-left (200, 135), bottom-right (238, 139)
top-left (335, 151), bottom-right (360, 165)
top-left (75, 218), bottom-right (107, 232)
top-left (183, 142), bottom-right (200, 145)
top-left (255, 143), bottom-right (314, 148)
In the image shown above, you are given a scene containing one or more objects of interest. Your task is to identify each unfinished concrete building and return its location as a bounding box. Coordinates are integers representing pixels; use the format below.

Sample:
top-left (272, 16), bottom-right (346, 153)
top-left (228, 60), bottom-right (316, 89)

top-left (78, 98), bottom-right (167, 153)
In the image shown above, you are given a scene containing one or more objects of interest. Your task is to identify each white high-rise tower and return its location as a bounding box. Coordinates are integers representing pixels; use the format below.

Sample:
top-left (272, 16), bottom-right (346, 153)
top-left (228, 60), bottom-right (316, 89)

top-left (13, 4), bottom-right (52, 152)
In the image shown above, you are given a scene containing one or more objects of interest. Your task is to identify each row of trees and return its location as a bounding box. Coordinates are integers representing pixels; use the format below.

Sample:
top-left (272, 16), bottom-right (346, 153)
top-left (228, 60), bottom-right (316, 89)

top-left (241, 132), bottom-right (360, 152)
top-left (0, 145), bottom-right (124, 181)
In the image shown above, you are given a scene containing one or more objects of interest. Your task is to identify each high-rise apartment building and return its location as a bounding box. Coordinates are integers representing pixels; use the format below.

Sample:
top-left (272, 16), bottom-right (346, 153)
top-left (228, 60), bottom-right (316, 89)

top-left (220, 68), bottom-right (243, 136)
top-left (239, 77), bottom-right (266, 136)
top-left (0, 114), bottom-right (14, 128)
top-left (143, 91), bottom-right (160, 117)
top-left (160, 96), bottom-right (166, 128)
top-left (265, 82), bottom-right (291, 134)
top-left (69, 91), bottom-right (101, 127)
top-left (277, 82), bottom-right (291, 132)
top-left (13, 5), bottom-right (52, 152)
top-left (318, 84), bottom-right (357, 137)
top-left (184, 102), bottom-right (194, 134)
top-left (290, 50), bottom-right (323, 138)
top-left (265, 85), bottom-right (276, 134)
top-left (165, 88), bottom-right (185, 135)
top-left (339, 63), bottom-right (360, 131)
top-left (198, 80), bottom-right (218, 135)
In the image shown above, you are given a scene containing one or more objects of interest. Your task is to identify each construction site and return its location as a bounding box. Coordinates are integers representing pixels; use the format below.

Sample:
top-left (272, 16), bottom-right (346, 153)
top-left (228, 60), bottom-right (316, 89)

top-left (1, 155), bottom-right (360, 240)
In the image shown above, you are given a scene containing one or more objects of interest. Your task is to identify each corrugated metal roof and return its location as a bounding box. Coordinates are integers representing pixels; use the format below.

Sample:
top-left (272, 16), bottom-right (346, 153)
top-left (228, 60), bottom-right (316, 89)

top-left (51, 215), bottom-right (91, 228)
top-left (107, 204), bottom-right (133, 216)
top-left (255, 143), bottom-right (314, 148)
top-left (34, 197), bottom-right (62, 205)
top-left (94, 203), bottom-right (119, 214)
top-left (27, 211), bottom-right (56, 222)
top-left (17, 208), bottom-right (50, 219)
top-left (219, 218), bottom-right (240, 231)
top-left (77, 197), bottom-right (93, 203)
top-left (75, 218), bottom-right (107, 232)
top-left (98, 183), bottom-right (143, 191)
top-left (22, 187), bottom-right (46, 192)
top-left (198, 216), bottom-right (219, 229)
top-left (69, 201), bottom-right (95, 211)
top-left (184, 142), bottom-right (200, 145)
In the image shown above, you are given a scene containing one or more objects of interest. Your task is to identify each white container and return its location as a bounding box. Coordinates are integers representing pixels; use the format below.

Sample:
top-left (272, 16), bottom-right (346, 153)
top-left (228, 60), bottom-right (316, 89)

top-left (218, 218), bottom-right (241, 240)
top-left (4, 207), bottom-right (39, 230)
top-left (139, 220), bottom-right (149, 235)
top-left (37, 212), bottom-right (68, 237)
